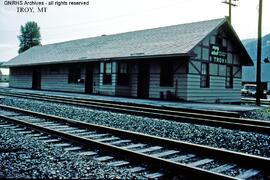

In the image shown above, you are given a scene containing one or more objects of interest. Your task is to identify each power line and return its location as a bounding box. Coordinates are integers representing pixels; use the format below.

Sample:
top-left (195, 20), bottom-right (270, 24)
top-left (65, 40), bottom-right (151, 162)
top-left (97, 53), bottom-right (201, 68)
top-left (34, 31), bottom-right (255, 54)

top-left (222, 0), bottom-right (239, 23)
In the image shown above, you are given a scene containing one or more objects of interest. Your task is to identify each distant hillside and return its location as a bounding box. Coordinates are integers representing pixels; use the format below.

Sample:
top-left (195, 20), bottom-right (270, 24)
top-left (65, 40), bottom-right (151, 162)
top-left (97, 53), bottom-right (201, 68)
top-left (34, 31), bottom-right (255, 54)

top-left (242, 33), bottom-right (270, 61)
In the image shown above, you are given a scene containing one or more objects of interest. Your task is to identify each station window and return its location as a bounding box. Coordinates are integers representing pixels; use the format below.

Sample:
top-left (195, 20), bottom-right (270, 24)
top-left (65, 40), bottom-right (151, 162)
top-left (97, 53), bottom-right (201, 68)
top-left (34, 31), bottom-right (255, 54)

top-left (200, 63), bottom-right (210, 88)
top-left (103, 62), bottom-right (112, 85)
top-left (226, 65), bottom-right (233, 88)
top-left (160, 63), bottom-right (173, 87)
top-left (117, 63), bottom-right (129, 86)
top-left (68, 67), bottom-right (83, 84)
top-left (216, 35), bottom-right (223, 46)
top-left (49, 66), bottom-right (60, 74)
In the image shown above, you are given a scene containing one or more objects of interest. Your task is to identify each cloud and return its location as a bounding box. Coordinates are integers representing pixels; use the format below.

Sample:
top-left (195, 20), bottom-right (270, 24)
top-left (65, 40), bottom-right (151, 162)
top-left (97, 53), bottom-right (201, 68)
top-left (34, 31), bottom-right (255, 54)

top-left (0, 44), bottom-right (17, 48)
top-left (0, 6), bottom-right (15, 15)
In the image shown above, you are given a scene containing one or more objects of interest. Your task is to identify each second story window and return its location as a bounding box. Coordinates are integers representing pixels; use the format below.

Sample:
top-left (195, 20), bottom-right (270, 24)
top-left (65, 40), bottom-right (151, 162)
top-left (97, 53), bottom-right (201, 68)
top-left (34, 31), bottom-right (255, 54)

top-left (103, 62), bottom-right (112, 84)
top-left (117, 63), bottom-right (129, 85)
top-left (201, 63), bottom-right (209, 88)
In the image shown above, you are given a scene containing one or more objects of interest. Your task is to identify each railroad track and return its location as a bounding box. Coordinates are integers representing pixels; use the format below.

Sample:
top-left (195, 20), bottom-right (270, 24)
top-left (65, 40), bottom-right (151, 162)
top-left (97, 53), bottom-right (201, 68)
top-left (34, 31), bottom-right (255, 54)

top-left (0, 91), bottom-right (270, 134)
top-left (0, 104), bottom-right (269, 179)
top-left (242, 98), bottom-right (270, 106)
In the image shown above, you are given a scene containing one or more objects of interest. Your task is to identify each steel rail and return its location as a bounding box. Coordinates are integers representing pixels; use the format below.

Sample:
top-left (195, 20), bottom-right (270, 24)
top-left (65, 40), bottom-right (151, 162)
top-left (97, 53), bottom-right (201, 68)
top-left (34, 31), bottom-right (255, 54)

top-left (0, 112), bottom-right (233, 179)
top-left (0, 91), bottom-right (239, 117)
top-left (0, 92), bottom-right (270, 134)
top-left (0, 104), bottom-right (269, 178)
top-left (242, 98), bottom-right (270, 105)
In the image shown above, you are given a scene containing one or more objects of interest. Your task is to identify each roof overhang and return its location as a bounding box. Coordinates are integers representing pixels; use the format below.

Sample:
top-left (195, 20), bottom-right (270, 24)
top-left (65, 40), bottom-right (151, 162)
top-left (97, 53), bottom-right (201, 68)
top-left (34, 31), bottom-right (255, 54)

top-left (223, 20), bottom-right (253, 66)
top-left (4, 53), bottom-right (190, 68)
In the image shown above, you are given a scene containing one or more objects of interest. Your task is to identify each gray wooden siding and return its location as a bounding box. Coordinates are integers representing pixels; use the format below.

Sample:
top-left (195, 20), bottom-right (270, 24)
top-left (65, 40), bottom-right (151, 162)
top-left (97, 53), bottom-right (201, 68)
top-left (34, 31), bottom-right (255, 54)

top-left (187, 26), bottom-right (243, 103)
top-left (41, 66), bottom-right (85, 93)
top-left (96, 62), bottom-right (116, 95)
top-left (130, 64), bottom-right (138, 97)
top-left (186, 74), bottom-right (241, 103)
top-left (9, 67), bottom-right (32, 88)
top-left (148, 61), bottom-right (188, 100)
top-left (92, 64), bottom-right (100, 94)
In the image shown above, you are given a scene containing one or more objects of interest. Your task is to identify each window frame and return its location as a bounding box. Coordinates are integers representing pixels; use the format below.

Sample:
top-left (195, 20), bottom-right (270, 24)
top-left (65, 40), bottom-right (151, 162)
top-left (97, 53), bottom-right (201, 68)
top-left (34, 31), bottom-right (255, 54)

top-left (103, 62), bottom-right (112, 85)
top-left (226, 65), bottom-right (233, 88)
top-left (68, 66), bottom-right (83, 84)
top-left (117, 63), bottom-right (129, 86)
top-left (200, 62), bottom-right (210, 88)
top-left (160, 62), bottom-right (174, 87)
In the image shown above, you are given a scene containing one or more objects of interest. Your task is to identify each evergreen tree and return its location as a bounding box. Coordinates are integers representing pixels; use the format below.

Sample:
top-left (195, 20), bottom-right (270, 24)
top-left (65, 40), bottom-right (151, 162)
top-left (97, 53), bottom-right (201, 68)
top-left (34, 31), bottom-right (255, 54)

top-left (18, 21), bottom-right (41, 54)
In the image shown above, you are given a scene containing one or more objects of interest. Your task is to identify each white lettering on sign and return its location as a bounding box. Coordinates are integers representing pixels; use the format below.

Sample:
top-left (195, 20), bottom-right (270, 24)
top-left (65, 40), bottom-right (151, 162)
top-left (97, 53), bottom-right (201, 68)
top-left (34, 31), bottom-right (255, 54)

top-left (210, 45), bottom-right (227, 64)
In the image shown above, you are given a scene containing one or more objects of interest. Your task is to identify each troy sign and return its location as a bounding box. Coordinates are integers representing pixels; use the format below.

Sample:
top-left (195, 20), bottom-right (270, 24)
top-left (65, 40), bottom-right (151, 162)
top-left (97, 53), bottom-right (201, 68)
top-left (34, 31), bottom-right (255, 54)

top-left (210, 45), bottom-right (227, 64)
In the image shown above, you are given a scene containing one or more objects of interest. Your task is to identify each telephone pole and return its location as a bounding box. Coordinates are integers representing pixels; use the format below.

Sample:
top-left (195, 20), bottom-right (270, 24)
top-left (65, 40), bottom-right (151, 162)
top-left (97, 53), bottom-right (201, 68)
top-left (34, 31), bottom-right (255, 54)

top-left (256, 0), bottom-right (263, 106)
top-left (222, 0), bottom-right (239, 23)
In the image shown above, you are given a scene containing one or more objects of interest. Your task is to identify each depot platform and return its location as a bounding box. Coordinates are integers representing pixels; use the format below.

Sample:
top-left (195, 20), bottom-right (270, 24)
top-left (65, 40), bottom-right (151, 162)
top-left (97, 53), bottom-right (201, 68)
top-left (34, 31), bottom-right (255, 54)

top-left (0, 87), bottom-right (262, 114)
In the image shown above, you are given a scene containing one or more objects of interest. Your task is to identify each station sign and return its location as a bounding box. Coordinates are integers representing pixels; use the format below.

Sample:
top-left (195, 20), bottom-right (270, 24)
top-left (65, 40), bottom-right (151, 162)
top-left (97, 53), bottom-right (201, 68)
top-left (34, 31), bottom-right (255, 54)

top-left (210, 45), bottom-right (227, 64)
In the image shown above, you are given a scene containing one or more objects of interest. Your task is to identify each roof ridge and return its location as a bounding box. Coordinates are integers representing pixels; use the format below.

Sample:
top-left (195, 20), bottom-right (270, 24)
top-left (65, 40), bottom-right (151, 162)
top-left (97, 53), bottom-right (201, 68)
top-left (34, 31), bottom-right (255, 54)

top-left (40, 17), bottom-right (225, 48)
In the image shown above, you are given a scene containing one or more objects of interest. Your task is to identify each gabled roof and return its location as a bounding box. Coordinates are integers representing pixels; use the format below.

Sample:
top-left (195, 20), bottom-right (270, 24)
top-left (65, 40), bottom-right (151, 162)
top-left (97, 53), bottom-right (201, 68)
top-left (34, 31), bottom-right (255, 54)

top-left (3, 18), bottom-right (252, 67)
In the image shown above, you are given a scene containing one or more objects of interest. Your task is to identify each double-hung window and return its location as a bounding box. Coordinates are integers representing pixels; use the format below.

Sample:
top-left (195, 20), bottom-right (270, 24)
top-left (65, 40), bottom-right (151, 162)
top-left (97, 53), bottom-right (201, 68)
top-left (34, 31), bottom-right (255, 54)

top-left (226, 65), bottom-right (233, 88)
top-left (117, 63), bottom-right (129, 85)
top-left (160, 63), bottom-right (173, 87)
top-left (68, 67), bottom-right (83, 83)
top-left (103, 62), bottom-right (112, 84)
top-left (200, 63), bottom-right (209, 88)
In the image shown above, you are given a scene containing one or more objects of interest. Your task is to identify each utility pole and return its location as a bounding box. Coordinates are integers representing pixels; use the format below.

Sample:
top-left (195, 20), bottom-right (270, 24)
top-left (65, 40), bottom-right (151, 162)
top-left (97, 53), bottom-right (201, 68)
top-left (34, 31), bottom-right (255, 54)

top-left (256, 0), bottom-right (263, 106)
top-left (222, 0), bottom-right (239, 23)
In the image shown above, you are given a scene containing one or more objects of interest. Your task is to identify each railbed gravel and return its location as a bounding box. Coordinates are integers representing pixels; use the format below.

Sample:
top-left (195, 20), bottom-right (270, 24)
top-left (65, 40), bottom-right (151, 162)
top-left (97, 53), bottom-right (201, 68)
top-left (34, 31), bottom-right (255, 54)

top-left (0, 126), bottom-right (143, 179)
top-left (1, 97), bottom-right (270, 158)
top-left (241, 108), bottom-right (270, 121)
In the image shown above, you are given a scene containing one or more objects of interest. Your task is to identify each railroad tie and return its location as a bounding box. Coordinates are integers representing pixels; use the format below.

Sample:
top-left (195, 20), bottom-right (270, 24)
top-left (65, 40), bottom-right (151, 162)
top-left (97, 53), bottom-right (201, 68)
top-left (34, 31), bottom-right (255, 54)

top-left (136, 146), bottom-right (163, 153)
top-left (36, 136), bottom-right (51, 140)
top-left (94, 156), bottom-right (114, 162)
top-left (95, 137), bottom-right (120, 142)
top-left (0, 124), bottom-right (15, 128)
top-left (64, 146), bottom-right (82, 151)
top-left (0, 111), bottom-right (20, 116)
top-left (122, 143), bottom-right (146, 149)
top-left (168, 154), bottom-right (196, 162)
top-left (64, 129), bottom-right (87, 134)
top-left (151, 150), bottom-right (179, 158)
top-left (187, 158), bottom-right (214, 167)
top-left (53, 143), bottom-right (71, 147)
top-left (235, 169), bottom-right (261, 179)
top-left (48, 125), bottom-right (71, 129)
top-left (83, 133), bottom-right (108, 139)
top-left (26, 133), bottom-right (43, 137)
top-left (109, 140), bottom-right (132, 145)
top-left (144, 172), bottom-right (164, 179)
top-left (79, 151), bottom-right (97, 156)
top-left (17, 130), bottom-right (33, 134)
top-left (12, 128), bottom-right (26, 131)
top-left (23, 118), bottom-right (43, 123)
top-left (53, 127), bottom-right (78, 132)
top-left (210, 164), bottom-right (237, 173)
top-left (127, 166), bottom-right (146, 173)
top-left (42, 139), bottom-right (61, 143)
top-left (107, 160), bottom-right (130, 167)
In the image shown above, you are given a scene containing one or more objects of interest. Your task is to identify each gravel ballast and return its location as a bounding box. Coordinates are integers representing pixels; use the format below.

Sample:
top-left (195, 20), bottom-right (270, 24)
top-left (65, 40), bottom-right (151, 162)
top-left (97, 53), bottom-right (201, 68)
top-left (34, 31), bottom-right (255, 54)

top-left (0, 126), bottom-right (143, 179)
top-left (0, 97), bottom-right (270, 158)
top-left (241, 108), bottom-right (270, 121)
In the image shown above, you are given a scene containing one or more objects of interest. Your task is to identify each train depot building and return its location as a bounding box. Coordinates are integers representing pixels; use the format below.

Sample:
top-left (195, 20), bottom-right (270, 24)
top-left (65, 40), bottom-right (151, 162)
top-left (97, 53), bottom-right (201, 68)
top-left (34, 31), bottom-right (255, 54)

top-left (4, 18), bottom-right (253, 103)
